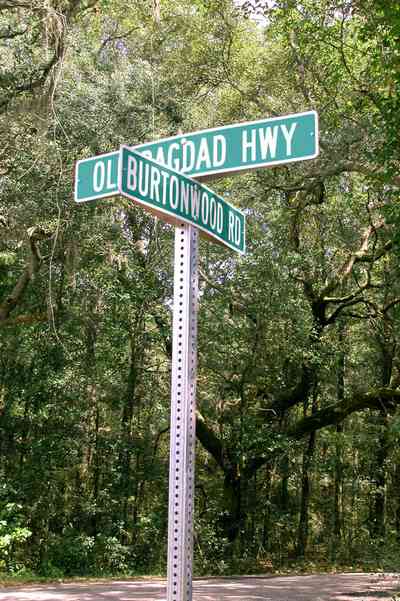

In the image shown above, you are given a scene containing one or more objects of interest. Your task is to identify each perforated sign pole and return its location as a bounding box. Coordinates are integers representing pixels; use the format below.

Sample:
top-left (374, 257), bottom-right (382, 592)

top-left (167, 223), bottom-right (199, 601)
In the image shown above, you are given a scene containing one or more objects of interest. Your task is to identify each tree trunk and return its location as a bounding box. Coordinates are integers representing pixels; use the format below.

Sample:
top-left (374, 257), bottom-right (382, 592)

top-left (368, 330), bottom-right (392, 540)
top-left (368, 411), bottom-right (388, 539)
top-left (90, 402), bottom-right (101, 537)
top-left (296, 384), bottom-right (318, 559)
top-left (279, 454), bottom-right (289, 513)
top-left (394, 464), bottom-right (400, 543)
top-left (118, 336), bottom-right (138, 541)
top-left (332, 322), bottom-right (345, 558)
top-left (296, 430), bottom-right (316, 558)
top-left (118, 323), bottom-right (146, 543)
top-left (332, 424), bottom-right (343, 553)
top-left (262, 464), bottom-right (272, 552)
top-left (221, 468), bottom-right (242, 544)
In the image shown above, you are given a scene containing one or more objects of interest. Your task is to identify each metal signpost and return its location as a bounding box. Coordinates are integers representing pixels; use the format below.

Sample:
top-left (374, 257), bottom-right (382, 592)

top-left (75, 110), bottom-right (318, 203)
top-left (74, 111), bottom-right (319, 601)
top-left (167, 223), bottom-right (198, 601)
top-left (116, 144), bottom-right (243, 600)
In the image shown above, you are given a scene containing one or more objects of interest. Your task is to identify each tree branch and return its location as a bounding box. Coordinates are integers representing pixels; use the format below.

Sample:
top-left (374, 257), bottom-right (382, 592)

top-left (97, 26), bottom-right (140, 57)
top-left (321, 222), bottom-right (383, 299)
top-left (0, 2), bottom-right (30, 10)
top-left (0, 312), bottom-right (48, 328)
top-left (199, 268), bottom-right (256, 323)
top-left (196, 412), bottom-right (226, 471)
top-left (0, 26), bottom-right (27, 39)
top-left (383, 298), bottom-right (400, 314)
top-left (0, 227), bottom-right (52, 322)
top-left (288, 387), bottom-right (400, 439)
top-left (243, 387), bottom-right (400, 479)
top-left (259, 364), bottom-right (315, 417)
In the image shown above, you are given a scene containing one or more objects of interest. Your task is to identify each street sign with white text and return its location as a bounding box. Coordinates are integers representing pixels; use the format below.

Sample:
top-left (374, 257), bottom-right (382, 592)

top-left (118, 145), bottom-right (246, 254)
top-left (136, 110), bottom-right (318, 178)
top-left (73, 109), bottom-right (320, 601)
top-left (74, 111), bottom-right (318, 203)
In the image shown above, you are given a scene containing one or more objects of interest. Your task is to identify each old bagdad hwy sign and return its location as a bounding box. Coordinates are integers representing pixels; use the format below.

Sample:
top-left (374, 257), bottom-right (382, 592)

top-left (75, 110), bottom-right (318, 202)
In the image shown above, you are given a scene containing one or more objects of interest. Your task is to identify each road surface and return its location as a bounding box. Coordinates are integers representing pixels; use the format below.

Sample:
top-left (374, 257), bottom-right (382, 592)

top-left (0, 573), bottom-right (399, 601)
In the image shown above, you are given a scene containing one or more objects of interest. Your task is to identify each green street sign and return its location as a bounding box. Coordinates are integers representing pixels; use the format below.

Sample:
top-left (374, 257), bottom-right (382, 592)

top-left (136, 110), bottom-right (318, 178)
top-left (74, 111), bottom-right (318, 203)
top-left (118, 145), bottom-right (246, 254)
top-left (74, 151), bottom-right (119, 203)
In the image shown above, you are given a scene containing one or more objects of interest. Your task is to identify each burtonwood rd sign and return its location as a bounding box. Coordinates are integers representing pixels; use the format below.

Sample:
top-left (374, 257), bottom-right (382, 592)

top-left (75, 110), bottom-right (318, 204)
top-left (118, 146), bottom-right (245, 254)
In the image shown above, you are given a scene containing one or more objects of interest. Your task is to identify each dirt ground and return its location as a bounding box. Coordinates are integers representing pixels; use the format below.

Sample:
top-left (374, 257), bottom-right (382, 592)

top-left (0, 572), bottom-right (399, 601)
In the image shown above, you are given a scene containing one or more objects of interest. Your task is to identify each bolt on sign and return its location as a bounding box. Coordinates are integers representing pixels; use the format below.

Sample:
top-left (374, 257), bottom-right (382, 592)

top-left (118, 145), bottom-right (246, 254)
top-left (74, 110), bottom-right (318, 203)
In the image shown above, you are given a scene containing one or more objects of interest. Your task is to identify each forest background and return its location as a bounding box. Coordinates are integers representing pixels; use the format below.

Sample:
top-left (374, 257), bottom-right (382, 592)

top-left (0, 0), bottom-right (400, 580)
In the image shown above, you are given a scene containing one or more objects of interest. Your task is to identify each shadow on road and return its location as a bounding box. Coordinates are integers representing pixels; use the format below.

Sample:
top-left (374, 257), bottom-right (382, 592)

top-left (0, 572), bottom-right (399, 601)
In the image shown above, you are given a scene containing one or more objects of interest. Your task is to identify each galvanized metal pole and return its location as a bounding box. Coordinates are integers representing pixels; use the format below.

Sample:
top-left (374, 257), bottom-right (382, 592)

top-left (167, 223), bottom-right (199, 601)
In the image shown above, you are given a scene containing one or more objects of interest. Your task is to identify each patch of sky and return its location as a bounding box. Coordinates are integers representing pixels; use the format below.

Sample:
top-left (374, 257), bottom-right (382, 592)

top-left (234, 0), bottom-right (276, 27)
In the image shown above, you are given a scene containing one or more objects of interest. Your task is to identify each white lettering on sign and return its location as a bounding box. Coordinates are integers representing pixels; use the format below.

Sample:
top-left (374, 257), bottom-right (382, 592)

top-left (196, 138), bottom-right (212, 171)
top-left (213, 135), bottom-right (226, 168)
top-left (228, 210), bottom-right (241, 246)
top-left (201, 191), bottom-right (209, 224)
top-left (242, 122), bottom-right (299, 163)
top-left (170, 175), bottom-right (179, 209)
top-left (191, 187), bottom-right (200, 220)
top-left (107, 160), bottom-right (116, 190)
top-left (217, 203), bottom-right (223, 234)
top-left (242, 129), bottom-right (257, 163)
top-left (127, 156), bottom-right (137, 191)
top-left (150, 165), bottom-right (161, 203)
top-left (281, 122), bottom-right (297, 156)
top-left (156, 146), bottom-right (167, 168)
top-left (93, 162), bottom-right (105, 192)
top-left (93, 159), bottom-right (117, 193)
top-left (180, 181), bottom-right (190, 214)
top-left (139, 161), bottom-right (149, 197)
top-left (182, 139), bottom-right (195, 173)
top-left (259, 126), bottom-right (278, 159)
top-left (139, 135), bottom-right (228, 174)
top-left (167, 143), bottom-right (180, 171)
top-left (228, 211), bottom-right (234, 242)
top-left (122, 152), bottom-right (246, 250)
top-left (161, 171), bottom-right (170, 205)
top-left (209, 196), bottom-right (216, 230)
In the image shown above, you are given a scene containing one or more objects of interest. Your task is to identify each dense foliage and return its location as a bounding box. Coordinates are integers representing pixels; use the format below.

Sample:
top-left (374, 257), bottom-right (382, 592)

top-left (0, 0), bottom-right (399, 577)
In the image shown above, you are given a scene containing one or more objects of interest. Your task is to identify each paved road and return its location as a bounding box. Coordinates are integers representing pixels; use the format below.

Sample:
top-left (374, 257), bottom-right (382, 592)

top-left (0, 573), bottom-right (399, 601)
